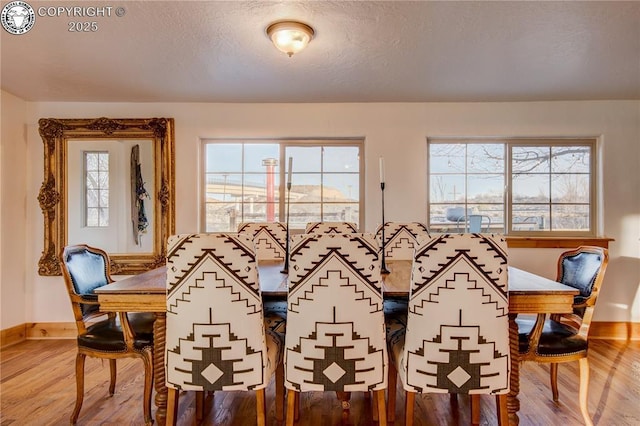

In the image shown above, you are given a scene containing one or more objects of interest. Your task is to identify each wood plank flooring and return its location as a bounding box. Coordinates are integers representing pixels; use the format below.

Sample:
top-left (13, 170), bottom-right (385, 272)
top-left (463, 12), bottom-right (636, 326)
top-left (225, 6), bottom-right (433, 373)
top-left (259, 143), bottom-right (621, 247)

top-left (1, 339), bottom-right (638, 425)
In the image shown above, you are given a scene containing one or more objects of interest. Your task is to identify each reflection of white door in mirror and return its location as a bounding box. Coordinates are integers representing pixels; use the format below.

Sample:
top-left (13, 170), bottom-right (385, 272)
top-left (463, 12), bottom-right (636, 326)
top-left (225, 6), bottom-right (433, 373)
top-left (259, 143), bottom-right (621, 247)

top-left (67, 139), bottom-right (155, 254)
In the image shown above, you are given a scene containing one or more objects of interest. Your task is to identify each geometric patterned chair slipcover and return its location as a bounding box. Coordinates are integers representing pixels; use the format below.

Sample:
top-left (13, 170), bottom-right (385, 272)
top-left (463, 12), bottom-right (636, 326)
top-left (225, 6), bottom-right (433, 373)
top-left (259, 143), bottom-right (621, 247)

top-left (374, 222), bottom-right (431, 260)
top-left (386, 233), bottom-right (510, 425)
top-left (376, 222), bottom-right (432, 319)
top-left (165, 233), bottom-right (285, 425)
top-left (60, 244), bottom-right (155, 425)
top-left (237, 222), bottom-right (289, 336)
top-left (304, 221), bottom-right (359, 234)
top-left (237, 222), bottom-right (288, 261)
top-left (517, 246), bottom-right (608, 426)
top-left (285, 233), bottom-right (388, 425)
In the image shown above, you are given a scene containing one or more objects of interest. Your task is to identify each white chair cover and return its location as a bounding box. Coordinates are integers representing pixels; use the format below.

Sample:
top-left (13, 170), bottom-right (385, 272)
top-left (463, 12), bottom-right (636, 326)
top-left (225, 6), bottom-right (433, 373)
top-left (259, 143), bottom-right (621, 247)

top-left (388, 233), bottom-right (510, 395)
top-left (304, 221), bottom-right (358, 234)
top-left (237, 222), bottom-right (288, 261)
top-left (165, 233), bottom-right (283, 392)
top-left (375, 222), bottom-right (431, 260)
top-left (285, 233), bottom-right (387, 392)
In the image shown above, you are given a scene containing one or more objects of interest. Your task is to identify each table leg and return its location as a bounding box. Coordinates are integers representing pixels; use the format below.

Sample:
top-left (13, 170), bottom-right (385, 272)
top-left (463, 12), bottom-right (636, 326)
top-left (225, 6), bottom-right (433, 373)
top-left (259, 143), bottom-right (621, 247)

top-left (507, 313), bottom-right (520, 426)
top-left (154, 312), bottom-right (167, 425)
top-left (336, 391), bottom-right (351, 422)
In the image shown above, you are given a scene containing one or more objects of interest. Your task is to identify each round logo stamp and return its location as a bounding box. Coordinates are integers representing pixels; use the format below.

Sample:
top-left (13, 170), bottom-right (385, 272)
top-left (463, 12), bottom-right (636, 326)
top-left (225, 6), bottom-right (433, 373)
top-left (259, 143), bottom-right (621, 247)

top-left (1, 1), bottom-right (35, 35)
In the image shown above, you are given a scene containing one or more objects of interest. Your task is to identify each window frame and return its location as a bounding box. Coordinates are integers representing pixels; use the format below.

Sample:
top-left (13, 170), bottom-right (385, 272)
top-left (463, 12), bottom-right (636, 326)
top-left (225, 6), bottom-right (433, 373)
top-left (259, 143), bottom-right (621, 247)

top-left (83, 150), bottom-right (110, 228)
top-left (427, 137), bottom-right (598, 237)
top-left (200, 138), bottom-right (365, 232)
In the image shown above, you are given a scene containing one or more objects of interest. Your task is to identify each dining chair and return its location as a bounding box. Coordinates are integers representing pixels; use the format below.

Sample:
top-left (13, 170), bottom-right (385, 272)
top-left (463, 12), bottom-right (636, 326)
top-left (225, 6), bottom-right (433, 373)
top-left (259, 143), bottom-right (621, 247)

top-left (237, 221), bottom-right (289, 334)
top-left (60, 244), bottom-right (155, 425)
top-left (165, 233), bottom-right (285, 425)
top-left (304, 221), bottom-right (358, 234)
top-left (376, 222), bottom-right (431, 320)
top-left (285, 233), bottom-right (388, 425)
top-left (237, 221), bottom-right (288, 261)
top-left (386, 233), bottom-right (510, 425)
top-left (375, 222), bottom-right (431, 260)
top-left (517, 246), bottom-right (609, 426)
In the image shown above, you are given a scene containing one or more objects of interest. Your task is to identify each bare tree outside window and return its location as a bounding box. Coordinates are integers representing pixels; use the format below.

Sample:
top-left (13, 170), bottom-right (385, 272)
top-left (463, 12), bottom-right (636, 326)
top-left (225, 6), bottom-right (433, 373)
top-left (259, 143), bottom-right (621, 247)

top-left (428, 139), bottom-right (595, 235)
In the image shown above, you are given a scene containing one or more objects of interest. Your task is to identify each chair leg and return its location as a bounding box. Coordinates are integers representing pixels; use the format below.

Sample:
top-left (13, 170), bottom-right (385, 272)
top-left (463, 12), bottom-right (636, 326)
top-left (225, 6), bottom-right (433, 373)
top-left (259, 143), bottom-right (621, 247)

top-left (196, 391), bottom-right (205, 423)
top-left (550, 362), bottom-right (559, 402)
top-left (108, 359), bottom-right (117, 396)
top-left (470, 394), bottom-right (480, 425)
top-left (373, 390), bottom-right (379, 422)
top-left (405, 391), bottom-right (415, 426)
top-left (579, 358), bottom-right (594, 426)
top-left (71, 353), bottom-right (86, 424)
top-left (166, 387), bottom-right (179, 426)
top-left (496, 394), bottom-right (509, 426)
top-left (374, 389), bottom-right (387, 426)
top-left (387, 361), bottom-right (397, 422)
top-left (294, 391), bottom-right (300, 421)
top-left (286, 389), bottom-right (297, 426)
top-left (141, 349), bottom-right (154, 426)
top-left (276, 362), bottom-right (285, 421)
top-left (256, 388), bottom-right (267, 426)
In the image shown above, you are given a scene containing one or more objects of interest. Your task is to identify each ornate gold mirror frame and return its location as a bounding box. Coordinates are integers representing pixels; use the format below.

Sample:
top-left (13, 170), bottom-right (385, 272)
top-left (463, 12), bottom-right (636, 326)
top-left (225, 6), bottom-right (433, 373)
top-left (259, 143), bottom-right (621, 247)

top-left (38, 117), bottom-right (175, 275)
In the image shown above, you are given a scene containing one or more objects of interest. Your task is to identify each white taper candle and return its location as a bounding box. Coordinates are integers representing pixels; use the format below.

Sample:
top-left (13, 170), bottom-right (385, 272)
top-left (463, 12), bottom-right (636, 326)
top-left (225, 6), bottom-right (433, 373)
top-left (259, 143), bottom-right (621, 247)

top-left (379, 157), bottom-right (385, 183)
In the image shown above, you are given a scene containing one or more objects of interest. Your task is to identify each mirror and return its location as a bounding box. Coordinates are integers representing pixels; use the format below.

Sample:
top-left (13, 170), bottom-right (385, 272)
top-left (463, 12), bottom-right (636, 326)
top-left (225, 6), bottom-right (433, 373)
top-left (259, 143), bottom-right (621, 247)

top-left (38, 117), bottom-right (175, 275)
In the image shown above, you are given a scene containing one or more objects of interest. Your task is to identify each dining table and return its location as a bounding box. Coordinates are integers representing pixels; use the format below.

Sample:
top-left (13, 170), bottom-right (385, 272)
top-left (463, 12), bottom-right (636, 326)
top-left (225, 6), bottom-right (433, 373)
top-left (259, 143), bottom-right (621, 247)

top-left (95, 259), bottom-right (578, 426)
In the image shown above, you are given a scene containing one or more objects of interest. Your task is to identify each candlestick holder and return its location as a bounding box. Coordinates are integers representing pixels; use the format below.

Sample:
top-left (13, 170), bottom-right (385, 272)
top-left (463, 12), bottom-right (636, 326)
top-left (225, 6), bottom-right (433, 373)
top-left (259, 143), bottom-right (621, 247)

top-left (281, 181), bottom-right (292, 274)
top-left (380, 182), bottom-right (390, 274)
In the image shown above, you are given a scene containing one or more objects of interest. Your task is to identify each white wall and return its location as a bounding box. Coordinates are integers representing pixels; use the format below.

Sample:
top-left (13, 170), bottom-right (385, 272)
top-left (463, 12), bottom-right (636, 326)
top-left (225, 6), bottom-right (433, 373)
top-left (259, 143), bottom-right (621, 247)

top-left (6, 97), bottom-right (640, 325)
top-left (1, 91), bottom-right (28, 329)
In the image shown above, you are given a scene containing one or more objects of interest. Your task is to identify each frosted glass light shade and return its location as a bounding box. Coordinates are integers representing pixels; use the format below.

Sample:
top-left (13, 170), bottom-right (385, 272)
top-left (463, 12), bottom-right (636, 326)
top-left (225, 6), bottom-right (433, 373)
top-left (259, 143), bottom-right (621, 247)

top-left (266, 21), bottom-right (314, 57)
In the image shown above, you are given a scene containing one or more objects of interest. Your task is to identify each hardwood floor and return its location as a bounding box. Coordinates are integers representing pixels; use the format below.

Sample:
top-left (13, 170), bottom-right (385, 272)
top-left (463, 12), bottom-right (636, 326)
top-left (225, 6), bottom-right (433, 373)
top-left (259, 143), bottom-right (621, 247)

top-left (1, 339), bottom-right (638, 425)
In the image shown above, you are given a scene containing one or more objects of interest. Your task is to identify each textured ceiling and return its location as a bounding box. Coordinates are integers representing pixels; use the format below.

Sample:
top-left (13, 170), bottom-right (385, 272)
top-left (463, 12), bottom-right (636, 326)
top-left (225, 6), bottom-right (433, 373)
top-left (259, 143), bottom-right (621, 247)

top-left (1, 0), bottom-right (639, 103)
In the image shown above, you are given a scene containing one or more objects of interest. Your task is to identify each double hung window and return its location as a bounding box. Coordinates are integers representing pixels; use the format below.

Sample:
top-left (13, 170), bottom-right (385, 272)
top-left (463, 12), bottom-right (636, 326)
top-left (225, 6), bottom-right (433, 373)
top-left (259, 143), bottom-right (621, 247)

top-left (84, 151), bottom-right (110, 227)
top-left (202, 139), bottom-right (363, 232)
top-left (428, 138), bottom-right (596, 236)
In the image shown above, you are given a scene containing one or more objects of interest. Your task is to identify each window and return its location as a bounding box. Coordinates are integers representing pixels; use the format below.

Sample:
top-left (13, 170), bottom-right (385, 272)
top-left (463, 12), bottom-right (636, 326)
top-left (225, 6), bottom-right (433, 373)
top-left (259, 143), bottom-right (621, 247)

top-left (84, 151), bottom-right (109, 227)
top-left (202, 139), bottom-right (363, 232)
top-left (428, 138), bottom-right (596, 236)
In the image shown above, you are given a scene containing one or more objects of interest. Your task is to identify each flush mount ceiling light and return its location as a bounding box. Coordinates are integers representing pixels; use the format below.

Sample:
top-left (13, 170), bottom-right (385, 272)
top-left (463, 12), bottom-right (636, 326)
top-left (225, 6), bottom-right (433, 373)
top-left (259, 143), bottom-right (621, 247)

top-left (266, 20), bottom-right (314, 57)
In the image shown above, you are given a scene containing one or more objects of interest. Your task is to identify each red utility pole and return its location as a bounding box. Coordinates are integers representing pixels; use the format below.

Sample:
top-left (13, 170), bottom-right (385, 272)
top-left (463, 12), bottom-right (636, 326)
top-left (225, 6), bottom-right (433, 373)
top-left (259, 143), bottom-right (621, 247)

top-left (262, 158), bottom-right (278, 221)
